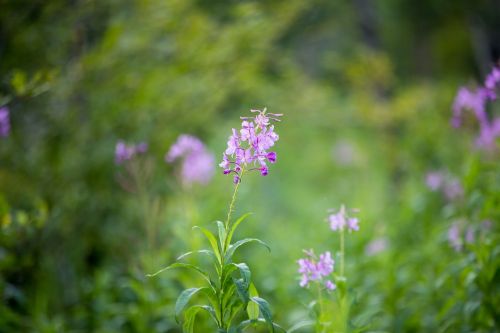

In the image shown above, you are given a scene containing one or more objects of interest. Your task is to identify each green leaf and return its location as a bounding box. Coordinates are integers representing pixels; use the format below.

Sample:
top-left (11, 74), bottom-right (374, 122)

top-left (250, 297), bottom-right (274, 332)
top-left (288, 320), bottom-right (314, 333)
top-left (177, 249), bottom-right (215, 261)
top-left (183, 305), bottom-right (218, 332)
top-left (226, 302), bottom-right (245, 329)
top-left (225, 213), bottom-right (252, 249)
top-left (146, 263), bottom-right (214, 289)
top-left (225, 238), bottom-right (270, 263)
top-left (175, 288), bottom-right (204, 322)
top-left (216, 221), bottom-right (226, 251)
top-left (222, 284), bottom-right (237, 309)
top-left (229, 319), bottom-right (286, 333)
top-left (233, 263), bottom-right (251, 286)
top-left (234, 278), bottom-right (249, 303)
top-left (194, 226), bottom-right (222, 265)
top-left (247, 283), bottom-right (259, 320)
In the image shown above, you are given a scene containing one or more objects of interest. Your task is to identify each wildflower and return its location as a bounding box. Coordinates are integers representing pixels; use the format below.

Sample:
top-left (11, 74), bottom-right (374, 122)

top-left (220, 108), bottom-right (282, 183)
top-left (166, 134), bottom-right (215, 187)
top-left (115, 140), bottom-right (148, 164)
top-left (425, 170), bottom-right (463, 201)
top-left (0, 106), bottom-right (10, 137)
top-left (166, 135), bottom-right (205, 163)
top-left (297, 249), bottom-right (335, 290)
top-left (451, 87), bottom-right (488, 128)
top-left (425, 171), bottom-right (444, 191)
top-left (465, 226), bottom-right (475, 244)
top-left (452, 67), bottom-right (500, 149)
top-left (327, 204), bottom-right (360, 232)
top-left (443, 178), bottom-right (463, 201)
top-left (365, 238), bottom-right (388, 256)
top-left (484, 66), bottom-right (500, 94)
top-left (448, 223), bottom-right (462, 252)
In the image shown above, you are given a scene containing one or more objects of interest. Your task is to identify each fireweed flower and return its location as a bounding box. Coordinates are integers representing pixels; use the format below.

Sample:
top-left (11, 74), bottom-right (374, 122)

top-left (425, 170), bottom-right (463, 201)
top-left (425, 171), bottom-right (444, 191)
top-left (452, 67), bottom-right (500, 150)
top-left (166, 134), bottom-right (215, 186)
top-left (0, 106), bottom-right (10, 137)
top-left (365, 238), bottom-right (388, 256)
top-left (327, 204), bottom-right (360, 232)
top-left (115, 140), bottom-right (148, 164)
top-left (219, 108), bottom-right (282, 183)
top-left (297, 249), bottom-right (336, 290)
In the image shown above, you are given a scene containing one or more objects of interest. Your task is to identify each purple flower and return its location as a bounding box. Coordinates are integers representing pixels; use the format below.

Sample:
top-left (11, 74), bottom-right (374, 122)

top-left (484, 67), bottom-right (500, 94)
top-left (324, 280), bottom-right (336, 291)
top-left (443, 179), bottom-right (463, 201)
top-left (297, 249), bottom-right (335, 290)
top-left (135, 142), bottom-right (148, 154)
top-left (0, 106), bottom-right (10, 137)
top-left (115, 140), bottom-right (148, 165)
top-left (327, 204), bottom-right (360, 232)
top-left (166, 135), bottom-right (205, 163)
top-left (475, 117), bottom-right (500, 150)
top-left (220, 108), bottom-right (282, 182)
top-left (465, 226), bottom-right (475, 244)
top-left (425, 171), bottom-right (444, 191)
top-left (365, 238), bottom-right (388, 256)
top-left (451, 87), bottom-right (488, 128)
top-left (448, 223), bottom-right (462, 252)
top-left (425, 170), bottom-right (463, 201)
top-left (452, 67), bottom-right (500, 150)
top-left (166, 134), bottom-right (215, 187)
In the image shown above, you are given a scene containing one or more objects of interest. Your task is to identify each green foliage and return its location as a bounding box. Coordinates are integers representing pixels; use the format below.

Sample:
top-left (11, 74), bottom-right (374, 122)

top-left (151, 213), bottom-right (279, 332)
top-left (0, 0), bottom-right (499, 332)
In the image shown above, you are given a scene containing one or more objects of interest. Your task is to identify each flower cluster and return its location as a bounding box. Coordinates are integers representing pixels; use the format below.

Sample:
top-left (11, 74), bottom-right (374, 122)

top-left (219, 108), bottom-right (282, 183)
top-left (165, 134), bottom-right (215, 187)
top-left (297, 250), bottom-right (336, 290)
top-left (448, 220), bottom-right (492, 252)
top-left (425, 170), bottom-right (463, 201)
top-left (452, 66), bottom-right (500, 150)
top-left (0, 106), bottom-right (10, 138)
top-left (327, 204), bottom-right (360, 232)
top-left (115, 140), bottom-right (148, 164)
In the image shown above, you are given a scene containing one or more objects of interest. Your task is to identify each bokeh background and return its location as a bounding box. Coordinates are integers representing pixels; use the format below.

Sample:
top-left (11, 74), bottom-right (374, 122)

top-left (1, 0), bottom-right (499, 332)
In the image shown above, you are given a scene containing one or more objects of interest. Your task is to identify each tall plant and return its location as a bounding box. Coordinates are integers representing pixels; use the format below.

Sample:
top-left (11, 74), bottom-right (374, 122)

top-left (149, 108), bottom-right (284, 332)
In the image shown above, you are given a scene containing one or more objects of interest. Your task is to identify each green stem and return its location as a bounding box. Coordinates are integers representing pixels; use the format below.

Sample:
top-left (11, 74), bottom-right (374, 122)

top-left (340, 228), bottom-right (345, 277)
top-left (224, 171), bottom-right (243, 231)
top-left (317, 282), bottom-right (325, 333)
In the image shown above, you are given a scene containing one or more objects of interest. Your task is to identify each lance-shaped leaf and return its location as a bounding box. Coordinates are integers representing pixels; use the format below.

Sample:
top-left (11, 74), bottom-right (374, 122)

top-left (249, 297), bottom-right (274, 332)
top-left (216, 221), bottom-right (226, 251)
top-left (225, 212), bottom-right (252, 250)
top-left (228, 318), bottom-right (286, 333)
top-left (247, 283), bottom-right (259, 320)
top-left (193, 226), bottom-right (222, 265)
top-left (287, 320), bottom-right (315, 333)
top-left (176, 249), bottom-right (216, 262)
top-left (175, 288), bottom-right (204, 322)
top-left (146, 263), bottom-right (215, 292)
top-left (183, 305), bottom-right (218, 333)
top-left (225, 238), bottom-right (270, 263)
top-left (233, 277), bottom-right (249, 303)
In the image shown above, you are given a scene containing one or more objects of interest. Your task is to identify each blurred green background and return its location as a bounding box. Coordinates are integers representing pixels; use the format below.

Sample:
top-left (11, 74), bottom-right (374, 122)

top-left (1, 0), bottom-right (499, 332)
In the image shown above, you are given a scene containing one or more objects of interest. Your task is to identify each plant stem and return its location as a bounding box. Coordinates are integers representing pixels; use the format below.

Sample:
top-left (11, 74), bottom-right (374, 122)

top-left (317, 282), bottom-right (325, 333)
top-left (340, 228), bottom-right (345, 277)
top-left (224, 170), bottom-right (244, 231)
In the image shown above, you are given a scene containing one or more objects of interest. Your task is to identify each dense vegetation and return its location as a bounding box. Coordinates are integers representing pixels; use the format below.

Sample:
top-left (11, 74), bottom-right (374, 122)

top-left (1, 1), bottom-right (499, 332)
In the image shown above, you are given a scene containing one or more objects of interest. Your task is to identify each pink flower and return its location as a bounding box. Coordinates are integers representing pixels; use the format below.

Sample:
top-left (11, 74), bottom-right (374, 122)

top-left (328, 205), bottom-right (360, 232)
top-left (220, 108), bottom-right (282, 182)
